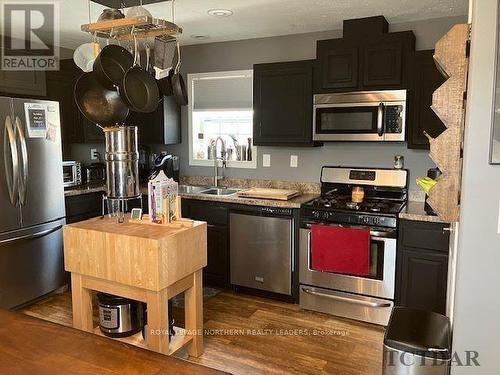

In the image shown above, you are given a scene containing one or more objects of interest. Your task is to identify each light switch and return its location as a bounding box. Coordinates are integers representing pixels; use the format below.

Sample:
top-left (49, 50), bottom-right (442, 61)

top-left (263, 154), bottom-right (271, 167)
top-left (290, 155), bottom-right (298, 168)
top-left (91, 148), bottom-right (98, 160)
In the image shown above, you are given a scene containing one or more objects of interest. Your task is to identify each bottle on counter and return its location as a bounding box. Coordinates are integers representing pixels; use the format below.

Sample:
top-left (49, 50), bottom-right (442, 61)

top-left (247, 137), bottom-right (253, 161)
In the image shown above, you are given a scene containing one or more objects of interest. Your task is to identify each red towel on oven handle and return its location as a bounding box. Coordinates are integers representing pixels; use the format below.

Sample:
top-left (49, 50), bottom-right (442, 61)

top-left (311, 224), bottom-right (371, 276)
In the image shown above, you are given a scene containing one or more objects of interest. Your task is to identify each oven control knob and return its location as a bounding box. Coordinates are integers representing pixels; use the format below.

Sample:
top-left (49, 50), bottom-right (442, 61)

top-left (373, 217), bottom-right (380, 225)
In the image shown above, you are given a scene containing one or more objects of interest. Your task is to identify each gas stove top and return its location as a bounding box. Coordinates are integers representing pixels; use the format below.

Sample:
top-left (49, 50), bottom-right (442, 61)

top-left (304, 195), bottom-right (406, 215)
top-left (301, 166), bottom-right (408, 228)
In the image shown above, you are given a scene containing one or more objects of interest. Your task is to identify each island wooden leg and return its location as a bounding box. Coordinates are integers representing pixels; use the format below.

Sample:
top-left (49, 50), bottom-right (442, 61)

top-left (185, 269), bottom-right (203, 357)
top-left (71, 274), bottom-right (93, 332)
top-left (146, 289), bottom-right (170, 355)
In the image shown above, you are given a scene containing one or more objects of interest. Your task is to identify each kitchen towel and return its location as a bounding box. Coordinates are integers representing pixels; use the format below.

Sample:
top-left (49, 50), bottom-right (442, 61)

top-left (311, 224), bottom-right (371, 276)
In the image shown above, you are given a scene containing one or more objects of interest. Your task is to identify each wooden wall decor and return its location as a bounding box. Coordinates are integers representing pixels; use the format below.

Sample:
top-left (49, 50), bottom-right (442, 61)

top-left (428, 24), bottom-right (470, 222)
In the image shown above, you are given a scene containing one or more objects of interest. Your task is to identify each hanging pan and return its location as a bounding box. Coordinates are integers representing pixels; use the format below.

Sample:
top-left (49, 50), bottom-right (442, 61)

top-left (74, 72), bottom-right (129, 127)
top-left (171, 41), bottom-right (188, 106)
top-left (119, 37), bottom-right (160, 113)
top-left (93, 44), bottom-right (134, 89)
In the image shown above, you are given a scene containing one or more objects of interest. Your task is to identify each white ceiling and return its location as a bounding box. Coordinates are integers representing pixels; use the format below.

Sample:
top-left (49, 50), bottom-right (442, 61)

top-left (34, 0), bottom-right (469, 49)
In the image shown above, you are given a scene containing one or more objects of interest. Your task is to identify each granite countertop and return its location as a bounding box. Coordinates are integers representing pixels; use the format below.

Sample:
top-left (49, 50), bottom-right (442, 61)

top-left (64, 183), bottom-right (106, 197)
top-left (179, 191), bottom-right (319, 208)
top-left (399, 201), bottom-right (450, 223)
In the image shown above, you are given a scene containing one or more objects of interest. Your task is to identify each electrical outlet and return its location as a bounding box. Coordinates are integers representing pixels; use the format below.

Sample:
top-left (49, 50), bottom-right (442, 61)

top-left (263, 154), bottom-right (271, 167)
top-left (290, 155), bottom-right (298, 168)
top-left (91, 148), bottom-right (98, 161)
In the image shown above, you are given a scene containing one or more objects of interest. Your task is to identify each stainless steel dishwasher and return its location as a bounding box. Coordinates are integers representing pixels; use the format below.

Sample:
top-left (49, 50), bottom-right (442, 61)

top-left (230, 207), bottom-right (293, 296)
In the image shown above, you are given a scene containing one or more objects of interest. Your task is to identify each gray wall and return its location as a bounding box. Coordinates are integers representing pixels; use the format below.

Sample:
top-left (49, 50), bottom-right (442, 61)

top-left (70, 15), bottom-right (467, 192)
top-left (452, 0), bottom-right (500, 373)
top-left (158, 15), bottom-right (466, 192)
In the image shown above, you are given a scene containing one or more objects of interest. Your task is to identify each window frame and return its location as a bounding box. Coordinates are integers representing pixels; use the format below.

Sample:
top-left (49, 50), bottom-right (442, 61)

top-left (187, 70), bottom-right (257, 169)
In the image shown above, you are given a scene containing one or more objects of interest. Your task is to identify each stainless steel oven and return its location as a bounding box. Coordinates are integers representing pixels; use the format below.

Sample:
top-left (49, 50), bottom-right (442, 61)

top-left (299, 223), bottom-right (396, 325)
top-left (313, 90), bottom-right (406, 142)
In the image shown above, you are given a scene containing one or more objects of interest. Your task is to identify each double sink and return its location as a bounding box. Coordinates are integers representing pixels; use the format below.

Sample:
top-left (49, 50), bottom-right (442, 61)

top-left (179, 185), bottom-right (242, 196)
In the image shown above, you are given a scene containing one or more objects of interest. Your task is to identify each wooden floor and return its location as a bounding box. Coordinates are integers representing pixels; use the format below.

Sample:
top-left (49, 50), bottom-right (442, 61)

top-left (22, 290), bottom-right (384, 375)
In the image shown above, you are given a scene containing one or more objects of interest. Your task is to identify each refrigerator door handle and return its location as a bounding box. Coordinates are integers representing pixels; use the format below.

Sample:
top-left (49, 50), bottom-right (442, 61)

top-left (14, 116), bottom-right (28, 205)
top-left (0, 225), bottom-right (63, 245)
top-left (3, 115), bottom-right (19, 205)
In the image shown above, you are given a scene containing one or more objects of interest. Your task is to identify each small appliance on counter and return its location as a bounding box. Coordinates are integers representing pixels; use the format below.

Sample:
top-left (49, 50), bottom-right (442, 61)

top-left (83, 162), bottom-right (106, 184)
top-left (150, 153), bottom-right (179, 182)
top-left (63, 161), bottom-right (82, 188)
top-left (97, 293), bottom-right (144, 338)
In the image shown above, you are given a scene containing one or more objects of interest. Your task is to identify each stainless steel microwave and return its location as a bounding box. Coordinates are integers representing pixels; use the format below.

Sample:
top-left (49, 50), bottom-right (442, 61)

top-left (313, 90), bottom-right (407, 142)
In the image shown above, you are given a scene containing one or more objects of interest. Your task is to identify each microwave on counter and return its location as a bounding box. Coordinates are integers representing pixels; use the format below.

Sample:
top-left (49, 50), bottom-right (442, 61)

top-left (313, 90), bottom-right (407, 142)
top-left (62, 161), bottom-right (82, 188)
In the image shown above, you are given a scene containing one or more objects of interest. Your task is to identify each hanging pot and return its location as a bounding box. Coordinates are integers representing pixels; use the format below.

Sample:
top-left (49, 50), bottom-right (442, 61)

top-left (74, 72), bottom-right (129, 127)
top-left (119, 37), bottom-right (160, 113)
top-left (93, 44), bottom-right (134, 89)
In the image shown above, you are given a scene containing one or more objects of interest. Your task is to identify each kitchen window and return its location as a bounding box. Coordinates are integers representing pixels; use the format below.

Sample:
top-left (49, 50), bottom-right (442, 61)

top-left (188, 70), bottom-right (256, 168)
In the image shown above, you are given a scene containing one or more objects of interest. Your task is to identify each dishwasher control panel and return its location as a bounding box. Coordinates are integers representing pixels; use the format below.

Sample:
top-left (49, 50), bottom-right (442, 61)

top-left (260, 207), bottom-right (293, 216)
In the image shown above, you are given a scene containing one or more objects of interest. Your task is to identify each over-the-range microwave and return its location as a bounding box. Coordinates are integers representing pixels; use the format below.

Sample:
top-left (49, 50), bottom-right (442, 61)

top-left (313, 90), bottom-right (406, 142)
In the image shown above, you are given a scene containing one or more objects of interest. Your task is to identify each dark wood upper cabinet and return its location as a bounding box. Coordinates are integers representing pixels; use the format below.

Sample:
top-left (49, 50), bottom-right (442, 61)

top-left (315, 17), bottom-right (415, 93)
top-left (253, 60), bottom-right (317, 146)
top-left (396, 220), bottom-right (450, 315)
top-left (126, 96), bottom-right (181, 145)
top-left (408, 50), bottom-right (446, 149)
top-left (46, 60), bottom-right (84, 157)
top-left (0, 69), bottom-right (46, 97)
top-left (317, 40), bottom-right (358, 90)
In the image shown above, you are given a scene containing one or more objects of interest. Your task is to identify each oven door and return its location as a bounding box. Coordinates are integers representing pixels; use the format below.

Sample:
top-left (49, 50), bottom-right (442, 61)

top-left (299, 226), bottom-right (396, 300)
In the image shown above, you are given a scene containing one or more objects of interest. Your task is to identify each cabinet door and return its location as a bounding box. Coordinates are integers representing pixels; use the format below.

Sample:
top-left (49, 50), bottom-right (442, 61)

top-left (205, 224), bottom-right (229, 287)
top-left (65, 192), bottom-right (104, 224)
top-left (362, 40), bottom-right (403, 87)
top-left (253, 60), bottom-right (314, 146)
top-left (82, 117), bottom-right (105, 143)
top-left (396, 248), bottom-right (448, 314)
top-left (316, 39), bottom-right (358, 91)
top-left (128, 96), bottom-right (181, 145)
top-left (408, 50), bottom-right (446, 149)
top-left (46, 60), bottom-right (83, 157)
top-left (0, 69), bottom-right (46, 97)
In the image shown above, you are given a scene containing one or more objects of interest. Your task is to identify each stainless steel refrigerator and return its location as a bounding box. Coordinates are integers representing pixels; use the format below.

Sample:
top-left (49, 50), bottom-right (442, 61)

top-left (0, 96), bottom-right (66, 309)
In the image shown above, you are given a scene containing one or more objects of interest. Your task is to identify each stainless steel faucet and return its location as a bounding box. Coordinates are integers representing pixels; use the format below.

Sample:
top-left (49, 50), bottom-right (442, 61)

top-left (212, 136), bottom-right (227, 187)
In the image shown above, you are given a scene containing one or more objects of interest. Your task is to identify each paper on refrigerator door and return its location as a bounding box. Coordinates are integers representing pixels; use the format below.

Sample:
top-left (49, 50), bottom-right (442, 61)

top-left (24, 103), bottom-right (49, 138)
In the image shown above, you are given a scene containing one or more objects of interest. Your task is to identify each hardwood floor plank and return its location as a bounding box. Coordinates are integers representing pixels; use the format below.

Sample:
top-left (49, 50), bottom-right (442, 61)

top-left (21, 290), bottom-right (384, 375)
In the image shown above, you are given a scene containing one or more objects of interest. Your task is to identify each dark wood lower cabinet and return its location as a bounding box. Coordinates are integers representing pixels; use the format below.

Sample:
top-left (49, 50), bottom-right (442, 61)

top-left (181, 199), bottom-right (230, 288)
top-left (396, 219), bottom-right (450, 314)
top-left (65, 192), bottom-right (104, 224)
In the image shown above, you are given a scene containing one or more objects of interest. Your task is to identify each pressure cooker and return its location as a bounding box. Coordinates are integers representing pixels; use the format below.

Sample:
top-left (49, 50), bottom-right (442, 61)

top-left (97, 293), bottom-right (144, 338)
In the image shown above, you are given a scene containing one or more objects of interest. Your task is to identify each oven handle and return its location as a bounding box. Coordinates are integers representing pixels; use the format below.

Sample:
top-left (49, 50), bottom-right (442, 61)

top-left (301, 287), bottom-right (392, 308)
top-left (377, 103), bottom-right (385, 137)
top-left (302, 224), bottom-right (396, 239)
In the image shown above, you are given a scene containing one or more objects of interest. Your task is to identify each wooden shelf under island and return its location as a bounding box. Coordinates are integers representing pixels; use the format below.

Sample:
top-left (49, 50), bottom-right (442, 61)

top-left (63, 215), bottom-right (207, 357)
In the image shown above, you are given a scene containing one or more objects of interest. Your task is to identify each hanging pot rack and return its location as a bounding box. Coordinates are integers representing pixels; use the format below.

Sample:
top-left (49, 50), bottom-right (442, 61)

top-left (81, 0), bottom-right (181, 41)
top-left (81, 16), bottom-right (182, 41)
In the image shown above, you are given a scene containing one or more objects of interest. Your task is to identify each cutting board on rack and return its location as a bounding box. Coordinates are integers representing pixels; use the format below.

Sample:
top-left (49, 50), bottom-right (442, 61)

top-left (237, 188), bottom-right (300, 201)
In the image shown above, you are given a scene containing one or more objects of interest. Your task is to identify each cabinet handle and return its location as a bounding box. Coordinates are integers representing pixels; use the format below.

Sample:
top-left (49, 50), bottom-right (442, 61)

top-left (443, 227), bottom-right (452, 233)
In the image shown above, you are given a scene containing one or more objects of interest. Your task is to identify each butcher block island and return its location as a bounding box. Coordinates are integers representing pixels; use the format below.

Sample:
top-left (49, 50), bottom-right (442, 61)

top-left (63, 215), bottom-right (207, 357)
